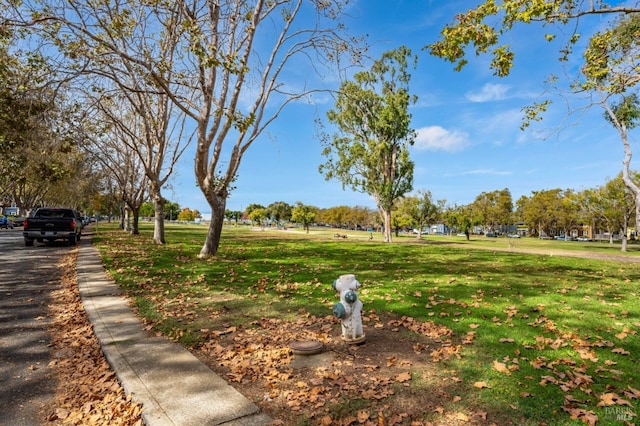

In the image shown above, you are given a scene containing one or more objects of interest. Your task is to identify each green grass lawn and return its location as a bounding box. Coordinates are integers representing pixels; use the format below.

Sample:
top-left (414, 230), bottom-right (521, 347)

top-left (92, 223), bottom-right (639, 425)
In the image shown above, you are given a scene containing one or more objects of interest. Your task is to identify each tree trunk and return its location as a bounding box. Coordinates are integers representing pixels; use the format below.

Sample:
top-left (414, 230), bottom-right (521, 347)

top-left (130, 207), bottom-right (140, 235)
top-left (621, 215), bottom-right (629, 252)
top-left (198, 193), bottom-right (226, 258)
top-left (119, 205), bottom-right (126, 230)
top-left (615, 110), bottom-right (640, 248)
top-left (382, 209), bottom-right (392, 242)
top-left (124, 209), bottom-right (131, 232)
top-left (152, 195), bottom-right (166, 244)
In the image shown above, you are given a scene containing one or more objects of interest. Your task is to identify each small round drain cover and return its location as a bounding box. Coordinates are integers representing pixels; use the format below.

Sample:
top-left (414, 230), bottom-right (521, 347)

top-left (289, 340), bottom-right (323, 355)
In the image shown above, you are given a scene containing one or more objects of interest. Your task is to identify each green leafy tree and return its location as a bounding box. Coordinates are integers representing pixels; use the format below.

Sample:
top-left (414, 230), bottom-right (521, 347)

top-left (89, 181), bottom-right (121, 221)
top-left (320, 47), bottom-right (417, 243)
top-left (394, 191), bottom-right (439, 239)
top-left (415, 191), bottom-right (441, 237)
top-left (444, 204), bottom-right (479, 241)
top-left (605, 173), bottom-right (638, 249)
top-left (556, 190), bottom-right (579, 238)
top-left (177, 208), bottom-right (196, 222)
top-left (245, 204), bottom-right (265, 218)
top-left (140, 202), bottom-right (155, 218)
top-left (225, 209), bottom-right (243, 224)
top-left (428, 1), bottom-right (639, 78)
top-left (517, 189), bottom-right (568, 238)
top-left (0, 45), bottom-right (84, 212)
top-left (165, 201), bottom-right (180, 221)
top-left (578, 173), bottom-right (638, 250)
top-left (391, 197), bottom-right (417, 235)
top-left (471, 189), bottom-right (513, 235)
top-left (582, 15), bottom-right (640, 242)
top-left (248, 208), bottom-right (267, 227)
top-left (266, 201), bottom-right (292, 224)
top-left (291, 202), bottom-right (317, 234)
top-left (429, 2), bottom-right (640, 238)
top-left (319, 205), bottom-right (350, 228)
top-left (350, 206), bottom-right (375, 230)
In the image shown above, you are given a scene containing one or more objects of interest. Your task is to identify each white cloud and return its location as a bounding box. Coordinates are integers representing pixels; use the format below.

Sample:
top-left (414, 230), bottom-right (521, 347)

top-left (481, 108), bottom-right (523, 131)
top-left (414, 126), bottom-right (469, 152)
top-left (458, 169), bottom-right (512, 176)
top-left (443, 168), bottom-right (513, 178)
top-left (466, 83), bottom-right (511, 103)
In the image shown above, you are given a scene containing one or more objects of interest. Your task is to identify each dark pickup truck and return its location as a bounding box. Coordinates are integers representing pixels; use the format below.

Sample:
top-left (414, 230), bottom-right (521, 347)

top-left (23, 207), bottom-right (83, 246)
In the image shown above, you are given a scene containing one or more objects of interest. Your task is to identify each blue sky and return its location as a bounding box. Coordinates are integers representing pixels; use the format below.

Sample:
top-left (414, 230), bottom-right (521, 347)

top-left (168, 0), bottom-right (633, 215)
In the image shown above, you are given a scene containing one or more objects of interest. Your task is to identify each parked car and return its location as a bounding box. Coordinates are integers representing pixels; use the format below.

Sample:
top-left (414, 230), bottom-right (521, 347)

top-left (507, 234), bottom-right (520, 238)
top-left (576, 236), bottom-right (592, 242)
top-left (23, 207), bottom-right (83, 246)
top-left (485, 232), bottom-right (497, 237)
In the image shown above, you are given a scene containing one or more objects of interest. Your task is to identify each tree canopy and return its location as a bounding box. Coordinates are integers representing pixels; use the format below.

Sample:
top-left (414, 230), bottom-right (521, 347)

top-left (429, 0), bottom-right (640, 241)
top-left (427, 1), bottom-right (640, 78)
top-left (320, 47), bottom-right (417, 243)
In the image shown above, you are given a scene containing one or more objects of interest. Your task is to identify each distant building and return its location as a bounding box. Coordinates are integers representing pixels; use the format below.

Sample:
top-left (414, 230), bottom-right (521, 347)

top-left (430, 224), bottom-right (449, 235)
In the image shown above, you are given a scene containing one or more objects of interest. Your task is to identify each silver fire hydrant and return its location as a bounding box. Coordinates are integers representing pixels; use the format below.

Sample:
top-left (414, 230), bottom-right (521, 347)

top-left (332, 274), bottom-right (365, 344)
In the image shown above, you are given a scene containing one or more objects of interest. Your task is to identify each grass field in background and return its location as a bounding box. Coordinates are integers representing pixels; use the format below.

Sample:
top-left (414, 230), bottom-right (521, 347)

top-left (92, 222), bottom-right (639, 425)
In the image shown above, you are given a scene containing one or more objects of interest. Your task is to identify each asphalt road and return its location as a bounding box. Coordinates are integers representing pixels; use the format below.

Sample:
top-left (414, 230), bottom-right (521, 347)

top-left (0, 228), bottom-right (70, 425)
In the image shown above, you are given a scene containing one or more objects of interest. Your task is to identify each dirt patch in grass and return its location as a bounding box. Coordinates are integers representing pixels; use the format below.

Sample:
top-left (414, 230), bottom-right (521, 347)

top-left (191, 311), bottom-right (513, 425)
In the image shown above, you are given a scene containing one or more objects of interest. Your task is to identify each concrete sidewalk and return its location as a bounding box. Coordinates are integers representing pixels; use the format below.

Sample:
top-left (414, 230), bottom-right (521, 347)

top-left (76, 239), bottom-right (271, 426)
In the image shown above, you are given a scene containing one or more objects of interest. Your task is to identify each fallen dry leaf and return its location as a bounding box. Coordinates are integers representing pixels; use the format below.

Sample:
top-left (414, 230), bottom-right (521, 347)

top-left (357, 409), bottom-right (370, 423)
top-left (626, 386), bottom-right (640, 399)
top-left (576, 348), bottom-right (599, 362)
top-left (318, 415), bottom-right (332, 425)
top-left (396, 372), bottom-right (412, 383)
top-left (612, 347), bottom-right (630, 355)
top-left (597, 393), bottom-right (617, 406)
top-left (455, 412), bottom-right (469, 421)
top-left (493, 360), bottom-right (511, 375)
top-left (476, 410), bottom-right (488, 420)
top-left (597, 392), bottom-right (633, 407)
top-left (47, 250), bottom-right (143, 426)
top-left (563, 406), bottom-right (598, 426)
